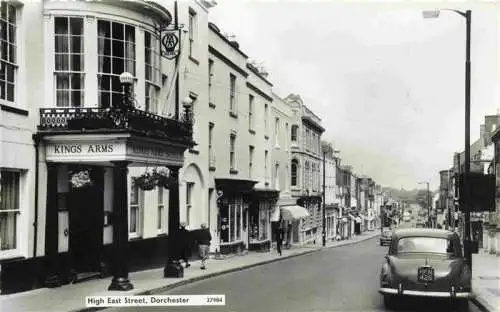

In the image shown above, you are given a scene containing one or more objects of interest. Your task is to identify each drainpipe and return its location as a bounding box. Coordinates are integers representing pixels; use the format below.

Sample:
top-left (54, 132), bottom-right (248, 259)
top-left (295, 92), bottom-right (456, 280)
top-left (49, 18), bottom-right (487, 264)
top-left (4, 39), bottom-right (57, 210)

top-left (33, 134), bottom-right (40, 258)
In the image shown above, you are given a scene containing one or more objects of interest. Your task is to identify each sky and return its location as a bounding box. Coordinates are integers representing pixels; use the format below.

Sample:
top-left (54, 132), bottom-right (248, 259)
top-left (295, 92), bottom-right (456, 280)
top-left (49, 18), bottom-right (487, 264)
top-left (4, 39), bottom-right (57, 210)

top-left (207, 0), bottom-right (499, 191)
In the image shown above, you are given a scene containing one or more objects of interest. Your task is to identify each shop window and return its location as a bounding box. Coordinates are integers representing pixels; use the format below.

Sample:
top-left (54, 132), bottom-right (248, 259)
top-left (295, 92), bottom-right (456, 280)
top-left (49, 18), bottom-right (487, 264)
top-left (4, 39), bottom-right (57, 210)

top-left (129, 179), bottom-right (143, 238)
top-left (54, 16), bottom-right (84, 107)
top-left (97, 20), bottom-right (136, 108)
top-left (0, 170), bottom-right (20, 254)
top-left (0, 2), bottom-right (17, 103)
top-left (250, 203), bottom-right (270, 242)
top-left (144, 31), bottom-right (160, 114)
top-left (220, 198), bottom-right (243, 243)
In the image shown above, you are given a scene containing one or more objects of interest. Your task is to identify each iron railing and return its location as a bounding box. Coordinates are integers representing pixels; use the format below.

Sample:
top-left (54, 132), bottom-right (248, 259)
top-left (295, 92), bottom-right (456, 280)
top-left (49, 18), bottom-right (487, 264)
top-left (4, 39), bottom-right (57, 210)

top-left (39, 107), bottom-right (193, 141)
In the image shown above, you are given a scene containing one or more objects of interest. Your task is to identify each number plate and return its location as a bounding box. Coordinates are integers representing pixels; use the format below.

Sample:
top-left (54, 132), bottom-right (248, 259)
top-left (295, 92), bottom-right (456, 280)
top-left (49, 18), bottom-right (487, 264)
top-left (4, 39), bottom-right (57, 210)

top-left (418, 266), bottom-right (435, 282)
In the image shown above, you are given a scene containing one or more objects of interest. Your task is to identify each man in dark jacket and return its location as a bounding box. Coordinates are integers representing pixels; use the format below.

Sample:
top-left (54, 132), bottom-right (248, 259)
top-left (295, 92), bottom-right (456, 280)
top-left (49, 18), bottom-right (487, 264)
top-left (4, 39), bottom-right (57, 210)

top-left (179, 222), bottom-right (191, 268)
top-left (196, 223), bottom-right (212, 270)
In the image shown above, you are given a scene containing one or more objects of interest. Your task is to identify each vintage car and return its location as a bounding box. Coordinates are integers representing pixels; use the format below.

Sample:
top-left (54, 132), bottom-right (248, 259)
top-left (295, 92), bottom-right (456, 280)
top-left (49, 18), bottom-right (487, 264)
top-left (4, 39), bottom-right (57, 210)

top-left (379, 228), bottom-right (473, 310)
top-left (379, 230), bottom-right (392, 246)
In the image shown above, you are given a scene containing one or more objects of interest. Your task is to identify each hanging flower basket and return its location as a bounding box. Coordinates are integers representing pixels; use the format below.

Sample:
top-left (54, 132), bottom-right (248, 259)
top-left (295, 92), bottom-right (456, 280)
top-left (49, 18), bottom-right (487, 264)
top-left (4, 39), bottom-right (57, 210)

top-left (154, 168), bottom-right (176, 189)
top-left (133, 172), bottom-right (157, 191)
top-left (70, 170), bottom-right (93, 189)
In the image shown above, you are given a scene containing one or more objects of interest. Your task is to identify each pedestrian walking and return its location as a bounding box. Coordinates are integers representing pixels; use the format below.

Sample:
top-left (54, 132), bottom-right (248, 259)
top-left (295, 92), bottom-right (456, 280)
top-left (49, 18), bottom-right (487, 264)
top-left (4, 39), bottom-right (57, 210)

top-left (276, 226), bottom-right (284, 256)
top-left (179, 222), bottom-right (191, 268)
top-left (196, 223), bottom-right (211, 270)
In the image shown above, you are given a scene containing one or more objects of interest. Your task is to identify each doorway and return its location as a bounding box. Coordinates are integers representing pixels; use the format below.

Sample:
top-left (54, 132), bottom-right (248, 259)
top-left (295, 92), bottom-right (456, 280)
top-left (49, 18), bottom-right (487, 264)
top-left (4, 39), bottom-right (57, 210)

top-left (67, 166), bottom-right (104, 276)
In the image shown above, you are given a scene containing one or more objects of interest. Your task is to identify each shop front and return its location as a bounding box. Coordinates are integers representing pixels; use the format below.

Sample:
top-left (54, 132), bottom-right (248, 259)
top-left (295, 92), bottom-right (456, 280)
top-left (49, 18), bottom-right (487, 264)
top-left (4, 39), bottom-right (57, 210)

top-left (215, 179), bottom-right (257, 255)
top-left (249, 189), bottom-right (279, 252)
top-left (297, 196), bottom-right (322, 244)
top-left (14, 103), bottom-right (194, 293)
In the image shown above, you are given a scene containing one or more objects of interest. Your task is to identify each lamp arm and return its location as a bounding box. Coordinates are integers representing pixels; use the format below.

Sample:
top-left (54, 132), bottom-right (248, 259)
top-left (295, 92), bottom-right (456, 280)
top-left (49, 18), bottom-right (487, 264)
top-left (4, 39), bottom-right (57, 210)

top-left (442, 8), bottom-right (468, 18)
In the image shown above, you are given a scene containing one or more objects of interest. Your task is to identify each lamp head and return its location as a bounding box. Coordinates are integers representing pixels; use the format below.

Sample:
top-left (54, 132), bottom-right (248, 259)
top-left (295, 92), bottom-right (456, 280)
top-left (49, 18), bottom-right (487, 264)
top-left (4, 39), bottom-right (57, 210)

top-left (422, 10), bottom-right (440, 19)
top-left (182, 96), bottom-right (193, 108)
top-left (119, 72), bottom-right (134, 85)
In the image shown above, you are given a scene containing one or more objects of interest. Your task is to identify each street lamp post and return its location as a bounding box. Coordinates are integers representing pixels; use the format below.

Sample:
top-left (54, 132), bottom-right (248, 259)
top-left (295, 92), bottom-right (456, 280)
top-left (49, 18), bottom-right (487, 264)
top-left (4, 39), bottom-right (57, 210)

top-left (423, 8), bottom-right (473, 271)
top-left (322, 150), bottom-right (326, 247)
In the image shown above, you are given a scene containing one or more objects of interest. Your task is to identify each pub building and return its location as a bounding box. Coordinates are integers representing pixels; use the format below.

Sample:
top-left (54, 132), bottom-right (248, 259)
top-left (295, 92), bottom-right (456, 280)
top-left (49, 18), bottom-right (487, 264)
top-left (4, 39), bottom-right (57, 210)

top-left (0, 0), bottom-right (195, 294)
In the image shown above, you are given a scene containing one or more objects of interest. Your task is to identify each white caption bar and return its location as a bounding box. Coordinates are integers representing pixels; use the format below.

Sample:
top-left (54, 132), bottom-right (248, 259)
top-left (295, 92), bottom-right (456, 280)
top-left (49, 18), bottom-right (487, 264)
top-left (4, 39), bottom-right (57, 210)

top-left (86, 295), bottom-right (226, 307)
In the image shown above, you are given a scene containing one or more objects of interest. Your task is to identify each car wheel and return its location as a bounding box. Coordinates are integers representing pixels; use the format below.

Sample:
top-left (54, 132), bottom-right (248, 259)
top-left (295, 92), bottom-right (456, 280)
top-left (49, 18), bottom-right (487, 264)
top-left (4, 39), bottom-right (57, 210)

top-left (383, 295), bottom-right (397, 310)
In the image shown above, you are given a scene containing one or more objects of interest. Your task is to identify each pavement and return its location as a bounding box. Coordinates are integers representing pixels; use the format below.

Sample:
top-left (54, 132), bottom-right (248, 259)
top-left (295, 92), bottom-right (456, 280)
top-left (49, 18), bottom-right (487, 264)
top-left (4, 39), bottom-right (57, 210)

top-left (0, 231), bottom-right (380, 312)
top-left (471, 249), bottom-right (500, 312)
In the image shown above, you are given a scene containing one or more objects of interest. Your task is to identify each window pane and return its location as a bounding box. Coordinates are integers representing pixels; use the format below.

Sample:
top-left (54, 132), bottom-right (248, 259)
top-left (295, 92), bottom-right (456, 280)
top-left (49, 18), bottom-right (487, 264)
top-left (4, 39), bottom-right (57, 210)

top-left (6, 81), bottom-right (13, 101)
top-left (55, 54), bottom-right (69, 71)
top-left (72, 90), bottom-right (82, 107)
top-left (8, 24), bottom-right (15, 44)
top-left (56, 90), bottom-right (70, 107)
top-left (98, 20), bottom-right (110, 37)
top-left (112, 22), bottom-right (124, 40)
top-left (129, 207), bottom-right (137, 233)
top-left (56, 73), bottom-right (70, 89)
top-left (113, 39), bottom-right (124, 58)
top-left (70, 53), bottom-right (83, 71)
top-left (1, 41), bottom-right (7, 61)
top-left (0, 21), bottom-right (6, 43)
top-left (98, 74), bottom-right (110, 90)
top-left (70, 36), bottom-right (83, 53)
top-left (71, 73), bottom-right (83, 90)
top-left (125, 25), bottom-right (135, 42)
top-left (8, 43), bottom-right (14, 63)
top-left (6, 63), bottom-right (13, 82)
top-left (111, 75), bottom-right (121, 92)
top-left (7, 4), bottom-right (15, 24)
top-left (56, 34), bottom-right (70, 53)
top-left (0, 211), bottom-right (17, 250)
top-left (99, 91), bottom-right (110, 108)
top-left (70, 18), bottom-right (83, 36)
top-left (54, 17), bottom-right (68, 34)
top-left (0, 81), bottom-right (5, 99)
top-left (99, 56), bottom-right (111, 73)
top-left (112, 57), bottom-right (124, 75)
top-left (1, 171), bottom-right (20, 211)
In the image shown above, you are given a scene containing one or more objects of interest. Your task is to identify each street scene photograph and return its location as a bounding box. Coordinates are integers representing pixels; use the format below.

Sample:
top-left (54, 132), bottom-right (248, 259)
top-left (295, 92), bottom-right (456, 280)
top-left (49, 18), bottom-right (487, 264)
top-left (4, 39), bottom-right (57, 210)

top-left (0, 0), bottom-right (499, 311)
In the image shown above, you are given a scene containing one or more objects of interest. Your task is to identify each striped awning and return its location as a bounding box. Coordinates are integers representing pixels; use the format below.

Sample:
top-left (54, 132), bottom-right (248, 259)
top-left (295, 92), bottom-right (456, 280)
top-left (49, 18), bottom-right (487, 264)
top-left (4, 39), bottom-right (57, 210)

top-left (280, 205), bottom-right (310, 221)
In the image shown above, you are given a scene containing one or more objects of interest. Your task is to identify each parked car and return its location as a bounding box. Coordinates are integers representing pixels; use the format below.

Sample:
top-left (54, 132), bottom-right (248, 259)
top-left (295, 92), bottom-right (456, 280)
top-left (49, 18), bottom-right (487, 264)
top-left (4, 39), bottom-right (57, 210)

top-left (379, 230), bottom-right (392, 246)
top-left (378, 228), bottom-right (473, 311)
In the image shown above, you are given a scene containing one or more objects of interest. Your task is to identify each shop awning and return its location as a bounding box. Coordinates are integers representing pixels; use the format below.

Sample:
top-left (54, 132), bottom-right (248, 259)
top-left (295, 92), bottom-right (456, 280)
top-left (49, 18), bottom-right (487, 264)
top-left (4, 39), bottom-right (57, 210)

top-left (280, 205), bottom-right (310, 221)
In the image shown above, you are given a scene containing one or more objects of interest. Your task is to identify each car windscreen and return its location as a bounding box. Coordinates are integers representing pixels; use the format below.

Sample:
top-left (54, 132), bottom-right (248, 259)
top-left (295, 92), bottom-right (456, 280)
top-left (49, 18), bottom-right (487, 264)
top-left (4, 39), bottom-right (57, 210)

top-left (396, 236), bottom-right (455, 255)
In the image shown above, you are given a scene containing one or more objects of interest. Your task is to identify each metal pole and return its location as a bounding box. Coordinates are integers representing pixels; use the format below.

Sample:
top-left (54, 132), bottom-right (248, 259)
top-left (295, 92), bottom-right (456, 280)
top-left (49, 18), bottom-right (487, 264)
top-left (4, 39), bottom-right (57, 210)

top-left (427, 182), bottom-right (431, 228)
top-left (322, 151), bottom-right (326, 247)
top-left (174, 1), bottom-right (180, 121)
top-left (463, 9), bottom-right (472, 270)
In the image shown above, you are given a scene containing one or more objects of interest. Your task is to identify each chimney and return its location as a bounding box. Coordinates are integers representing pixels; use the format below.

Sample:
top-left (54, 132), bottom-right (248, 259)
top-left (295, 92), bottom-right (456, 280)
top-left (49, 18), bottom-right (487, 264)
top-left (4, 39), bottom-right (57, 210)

top-left (480, 124), bottom-right (486, 146)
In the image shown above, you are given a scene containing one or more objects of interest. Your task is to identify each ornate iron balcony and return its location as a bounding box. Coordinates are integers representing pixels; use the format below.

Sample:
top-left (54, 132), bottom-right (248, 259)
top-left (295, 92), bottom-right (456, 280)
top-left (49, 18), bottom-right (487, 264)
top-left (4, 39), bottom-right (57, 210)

top-left (38, 107), bottom-right (193, 141)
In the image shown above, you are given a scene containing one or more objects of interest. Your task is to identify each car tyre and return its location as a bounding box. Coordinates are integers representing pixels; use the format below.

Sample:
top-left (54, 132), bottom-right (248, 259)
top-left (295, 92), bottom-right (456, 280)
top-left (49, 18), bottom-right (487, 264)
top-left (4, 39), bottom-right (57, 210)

top-left (383, 295), bottom-right (398, 310)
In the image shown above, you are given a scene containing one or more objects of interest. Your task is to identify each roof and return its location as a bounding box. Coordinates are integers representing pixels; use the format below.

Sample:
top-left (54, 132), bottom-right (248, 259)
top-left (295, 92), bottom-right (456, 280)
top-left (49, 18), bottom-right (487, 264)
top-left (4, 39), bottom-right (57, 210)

top-left (392, 228), bottom-right (456, 239)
